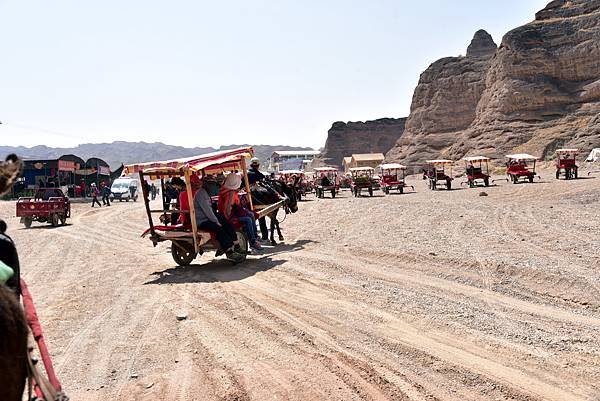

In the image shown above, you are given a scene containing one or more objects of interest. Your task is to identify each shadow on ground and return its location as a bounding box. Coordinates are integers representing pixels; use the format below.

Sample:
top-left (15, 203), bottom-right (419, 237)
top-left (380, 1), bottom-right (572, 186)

top-left (145, 239), bottom-right (316, 285)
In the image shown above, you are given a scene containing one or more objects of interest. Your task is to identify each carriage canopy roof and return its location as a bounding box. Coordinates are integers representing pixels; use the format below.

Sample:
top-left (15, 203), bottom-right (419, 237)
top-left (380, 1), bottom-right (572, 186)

top-left (123, 147), bottom-right (254, 176)
top-left (462, 156), bottom-right (490, 162)
top-left (379, 163), bottom-right (407, 170)
top-left (426, 159), bottom-right (454, 165)
top-left (349, 166), bottom-right (375, 172)
top-left (555, 148), bottom-right (579, 154)
top-left (505, 153), bottom-right (538, 161)
top-left (278, 169), bottom-right (304, 175)
top-left (313, 167), bottom-right (338, 172)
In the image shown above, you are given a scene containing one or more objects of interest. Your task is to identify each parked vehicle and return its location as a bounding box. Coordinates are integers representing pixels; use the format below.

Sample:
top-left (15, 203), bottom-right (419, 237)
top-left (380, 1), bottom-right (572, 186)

top-left (111, 176), bottom-right (139, 202)
top-left (16, 188), bottom-right (71, 228)
top-left (349, 167), bottom-right (376, 197)
top-left (424, 160), bottom-right (454, 190)
top-left (462, 156), bottom-right (491, 187)
top-left (379, 163), bottom-right (413, 194)
top-left (506, 154), bottom-right (539, 183)
top-left (313, 167), bottom-right (339, 198)
top-left (555, 149), bottom-right (578, 180)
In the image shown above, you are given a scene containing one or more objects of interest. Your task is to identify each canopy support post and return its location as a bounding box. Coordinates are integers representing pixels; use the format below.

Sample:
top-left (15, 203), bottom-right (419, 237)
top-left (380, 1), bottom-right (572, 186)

top-left (140, 172), bottom-right (156, 239)
top-left (184, 168), bottom-right (199, 253)
top-left (241, 157), bottom-right (254, 211)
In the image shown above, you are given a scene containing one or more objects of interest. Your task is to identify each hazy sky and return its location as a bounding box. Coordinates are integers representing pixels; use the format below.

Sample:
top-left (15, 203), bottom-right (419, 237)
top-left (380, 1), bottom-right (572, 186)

top-left (0, 0), bottom-right (549, 149)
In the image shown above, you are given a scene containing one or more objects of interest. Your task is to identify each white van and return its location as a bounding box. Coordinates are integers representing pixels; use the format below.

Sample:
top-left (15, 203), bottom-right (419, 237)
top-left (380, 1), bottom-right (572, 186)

top-left (111, 177), bottom-right (139, 202)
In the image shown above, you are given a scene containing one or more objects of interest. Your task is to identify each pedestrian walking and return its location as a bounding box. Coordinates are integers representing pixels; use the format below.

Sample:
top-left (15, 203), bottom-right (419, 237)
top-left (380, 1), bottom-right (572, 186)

top-left (101, 182), bottom-right (111, 206)
top-left (90, 183), bottom-right (101, 207)
top-left (151, 183), bottom-right (157, 200)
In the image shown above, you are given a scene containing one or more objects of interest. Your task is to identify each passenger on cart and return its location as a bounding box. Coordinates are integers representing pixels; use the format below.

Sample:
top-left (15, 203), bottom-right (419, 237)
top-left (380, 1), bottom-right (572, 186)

top-left (193, 175), bottom-right (236, 256)
top-left (218, 173), bottom-right (262, 251)
top-left (178, 174), bottom-right (201, 226)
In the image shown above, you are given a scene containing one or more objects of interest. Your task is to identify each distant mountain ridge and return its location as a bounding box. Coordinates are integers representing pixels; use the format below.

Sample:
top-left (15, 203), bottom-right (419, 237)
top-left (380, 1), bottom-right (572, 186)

top-left (0, 142), bottom-right (314, 169)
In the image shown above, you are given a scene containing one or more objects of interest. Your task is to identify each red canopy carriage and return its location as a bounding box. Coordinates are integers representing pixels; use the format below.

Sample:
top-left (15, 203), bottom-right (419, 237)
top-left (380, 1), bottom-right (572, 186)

top-left (125, 147), bottom-right (282, 265)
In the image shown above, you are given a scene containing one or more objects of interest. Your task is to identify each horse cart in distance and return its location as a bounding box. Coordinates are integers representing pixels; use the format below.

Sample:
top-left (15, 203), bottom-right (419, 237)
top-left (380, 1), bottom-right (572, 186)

top-left (462, 156), bottom-right (491, 187)
top-left (16, 188), bottom-right (71, 228)
top-left (125, 147), bottom-right (281, 266)
top-left (424, 160), bottom-right (454, 190)
top-left (313, 167), bottom-right (339, 198)
top-left (555, 149), bottom-right (579, 180)
top-left (379, 163), bottom-right (413, 194)
top-left (349, 167), bottom-right (377, 197)
top-left (506, 154), bottom-right (539, 184)
top-left (279, 169), bottom-right (311, 200)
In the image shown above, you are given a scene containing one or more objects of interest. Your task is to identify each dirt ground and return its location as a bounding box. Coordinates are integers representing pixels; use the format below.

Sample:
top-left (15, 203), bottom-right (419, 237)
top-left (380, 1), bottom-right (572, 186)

top-left (3, 168), bottom-right (600, 401)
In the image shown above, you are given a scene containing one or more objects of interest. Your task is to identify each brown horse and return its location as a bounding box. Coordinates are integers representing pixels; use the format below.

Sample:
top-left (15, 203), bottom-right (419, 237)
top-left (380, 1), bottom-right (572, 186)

top-left (0, 154), bottom-right (28, 400)
top-left (0, 285), bottom-right (28, 401)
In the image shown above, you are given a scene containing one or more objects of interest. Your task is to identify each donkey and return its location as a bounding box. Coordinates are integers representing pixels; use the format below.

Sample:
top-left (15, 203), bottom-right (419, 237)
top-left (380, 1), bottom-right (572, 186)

top-left (251, 179), bottom-right (298, 245)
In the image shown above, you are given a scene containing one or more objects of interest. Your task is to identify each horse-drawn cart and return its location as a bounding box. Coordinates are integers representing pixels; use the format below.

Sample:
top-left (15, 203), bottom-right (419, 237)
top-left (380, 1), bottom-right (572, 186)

top-left (424, 160), bottom-right (454, 190)
top-left (555, 149), bottom-right (579, 180)
top-left (379, 163), bottom-right (413, 194)
top-left (349, 167), bottom-right (377, 197)
top-left (125, 147), bottom-right (281, 266)
top-left (506, 154), bottom-right (539, 184)
top-left (461, 156), bottom-right (491, 187)
top-left (313, 167), bottom-right (339, 198)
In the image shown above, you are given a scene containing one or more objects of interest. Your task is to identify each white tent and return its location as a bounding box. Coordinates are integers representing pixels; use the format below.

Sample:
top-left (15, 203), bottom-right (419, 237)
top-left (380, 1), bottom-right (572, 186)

top-left (586, 148), bottom-right (600, 162)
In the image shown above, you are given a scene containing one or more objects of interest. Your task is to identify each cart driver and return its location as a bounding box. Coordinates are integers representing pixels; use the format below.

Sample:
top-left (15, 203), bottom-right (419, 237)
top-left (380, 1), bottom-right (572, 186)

top-left (247, 157), bottom-right (266, 185)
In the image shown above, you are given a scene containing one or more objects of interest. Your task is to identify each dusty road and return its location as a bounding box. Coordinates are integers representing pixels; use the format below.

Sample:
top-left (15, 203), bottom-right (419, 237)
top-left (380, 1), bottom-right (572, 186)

top-left (3, 170), bottom-right (600, 401)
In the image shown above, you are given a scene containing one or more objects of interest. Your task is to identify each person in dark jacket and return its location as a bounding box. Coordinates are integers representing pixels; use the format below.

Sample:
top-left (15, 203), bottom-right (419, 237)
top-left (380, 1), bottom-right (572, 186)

top-left (247, 157), bottom-right (266, 185)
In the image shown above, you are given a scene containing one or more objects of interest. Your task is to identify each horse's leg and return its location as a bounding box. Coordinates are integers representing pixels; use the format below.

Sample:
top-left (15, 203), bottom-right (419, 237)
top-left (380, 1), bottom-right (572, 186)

top-left (269, 213), bottom-right (277, 245)
top-left (258, 216), bottom-right (268, 240)
top-left (275, 216), bottom-right (284, 241)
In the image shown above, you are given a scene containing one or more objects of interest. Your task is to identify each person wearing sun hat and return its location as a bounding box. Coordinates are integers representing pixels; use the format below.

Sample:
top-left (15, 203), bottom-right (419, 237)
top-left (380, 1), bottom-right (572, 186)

top-left (247, 157), bottom-right (265, 185)
top-left (218, 172), bottom-right (261, 250)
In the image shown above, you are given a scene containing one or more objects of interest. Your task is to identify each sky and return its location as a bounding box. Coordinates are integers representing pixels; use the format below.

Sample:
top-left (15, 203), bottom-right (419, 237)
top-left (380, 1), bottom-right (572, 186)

top-left (0, 0), bottom-right (549, 150)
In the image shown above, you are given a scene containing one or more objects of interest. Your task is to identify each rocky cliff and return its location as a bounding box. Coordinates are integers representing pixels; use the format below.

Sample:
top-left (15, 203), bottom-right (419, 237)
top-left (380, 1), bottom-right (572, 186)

top-left (387, 0), bottom-right (600, 164)
top-left (314, 118), bottom-right (406, 168)
top-left (386, 30), bottom-right (497, 164)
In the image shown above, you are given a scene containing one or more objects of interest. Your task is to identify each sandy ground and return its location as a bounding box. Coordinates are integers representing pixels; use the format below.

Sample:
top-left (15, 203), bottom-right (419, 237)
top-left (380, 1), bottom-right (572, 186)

top-left (3, 168), bottom-right (600, 401)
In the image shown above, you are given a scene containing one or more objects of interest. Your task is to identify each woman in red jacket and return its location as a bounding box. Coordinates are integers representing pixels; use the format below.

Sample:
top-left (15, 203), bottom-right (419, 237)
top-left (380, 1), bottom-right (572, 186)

top-left (218, 173), bottom-right (261, 250)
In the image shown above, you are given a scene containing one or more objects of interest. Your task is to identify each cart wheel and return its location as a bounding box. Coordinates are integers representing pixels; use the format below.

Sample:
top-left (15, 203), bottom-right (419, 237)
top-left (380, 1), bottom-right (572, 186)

top-left (528, 175), bottom-right (534, 183)
top-left (331, 189), bottom-right (336, 198)
top-left (556, 170), bottom-right (560, 180)
top-left (446, 179), bottom-right (452, 190)
top-left (23, 217), bottom-right (32, 228)
top-left (399, 186), bottom-right (404, 194)
top-left (368, 187), bottom-right (373, 197)
top-left (51, 213), bottom-right (59, 227)
top-left (484, 178), bottom-right (489, 187)
top-left (125, 199), bottom-right (129, 202)
top-left (171, 241), bottom-right (197, 266)
top-left (60, 215), bottom-right (67, 225)
top-left (227, 231), bottom-right (248, 264)
top-left (574, 168), bottom-right (578, 179)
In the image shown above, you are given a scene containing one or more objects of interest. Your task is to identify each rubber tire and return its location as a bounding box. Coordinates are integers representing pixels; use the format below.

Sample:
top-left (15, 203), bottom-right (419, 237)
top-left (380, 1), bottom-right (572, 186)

top-left (399, 186), bottom-right (404, 194)
top-left (171, 241), bottom-right (197, 266)
top-left (446, 179), bottom-right (452, 190)
top-left (574, 168), bottom-right (578, 179)
top-left (227, 231), bottom-right (248, 264)
top-left (125, 199), bottom-right (129, 202)
top-left (528, 175), bottom-right (534, 183)
top-left (484, 178), bottom-right (489, 187)
top-left (556, 170), bottom-right (560, 180)
top-left (23, 217), bottom-right (32, 228)
top-left (331, 190), bottom-right (336, 198)
top-left (368, 187), bottom-right (373, 197)
top-left (50, 213), bottom-right (59, 227)
top-left (60, 215), bottom-right (67, 225)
